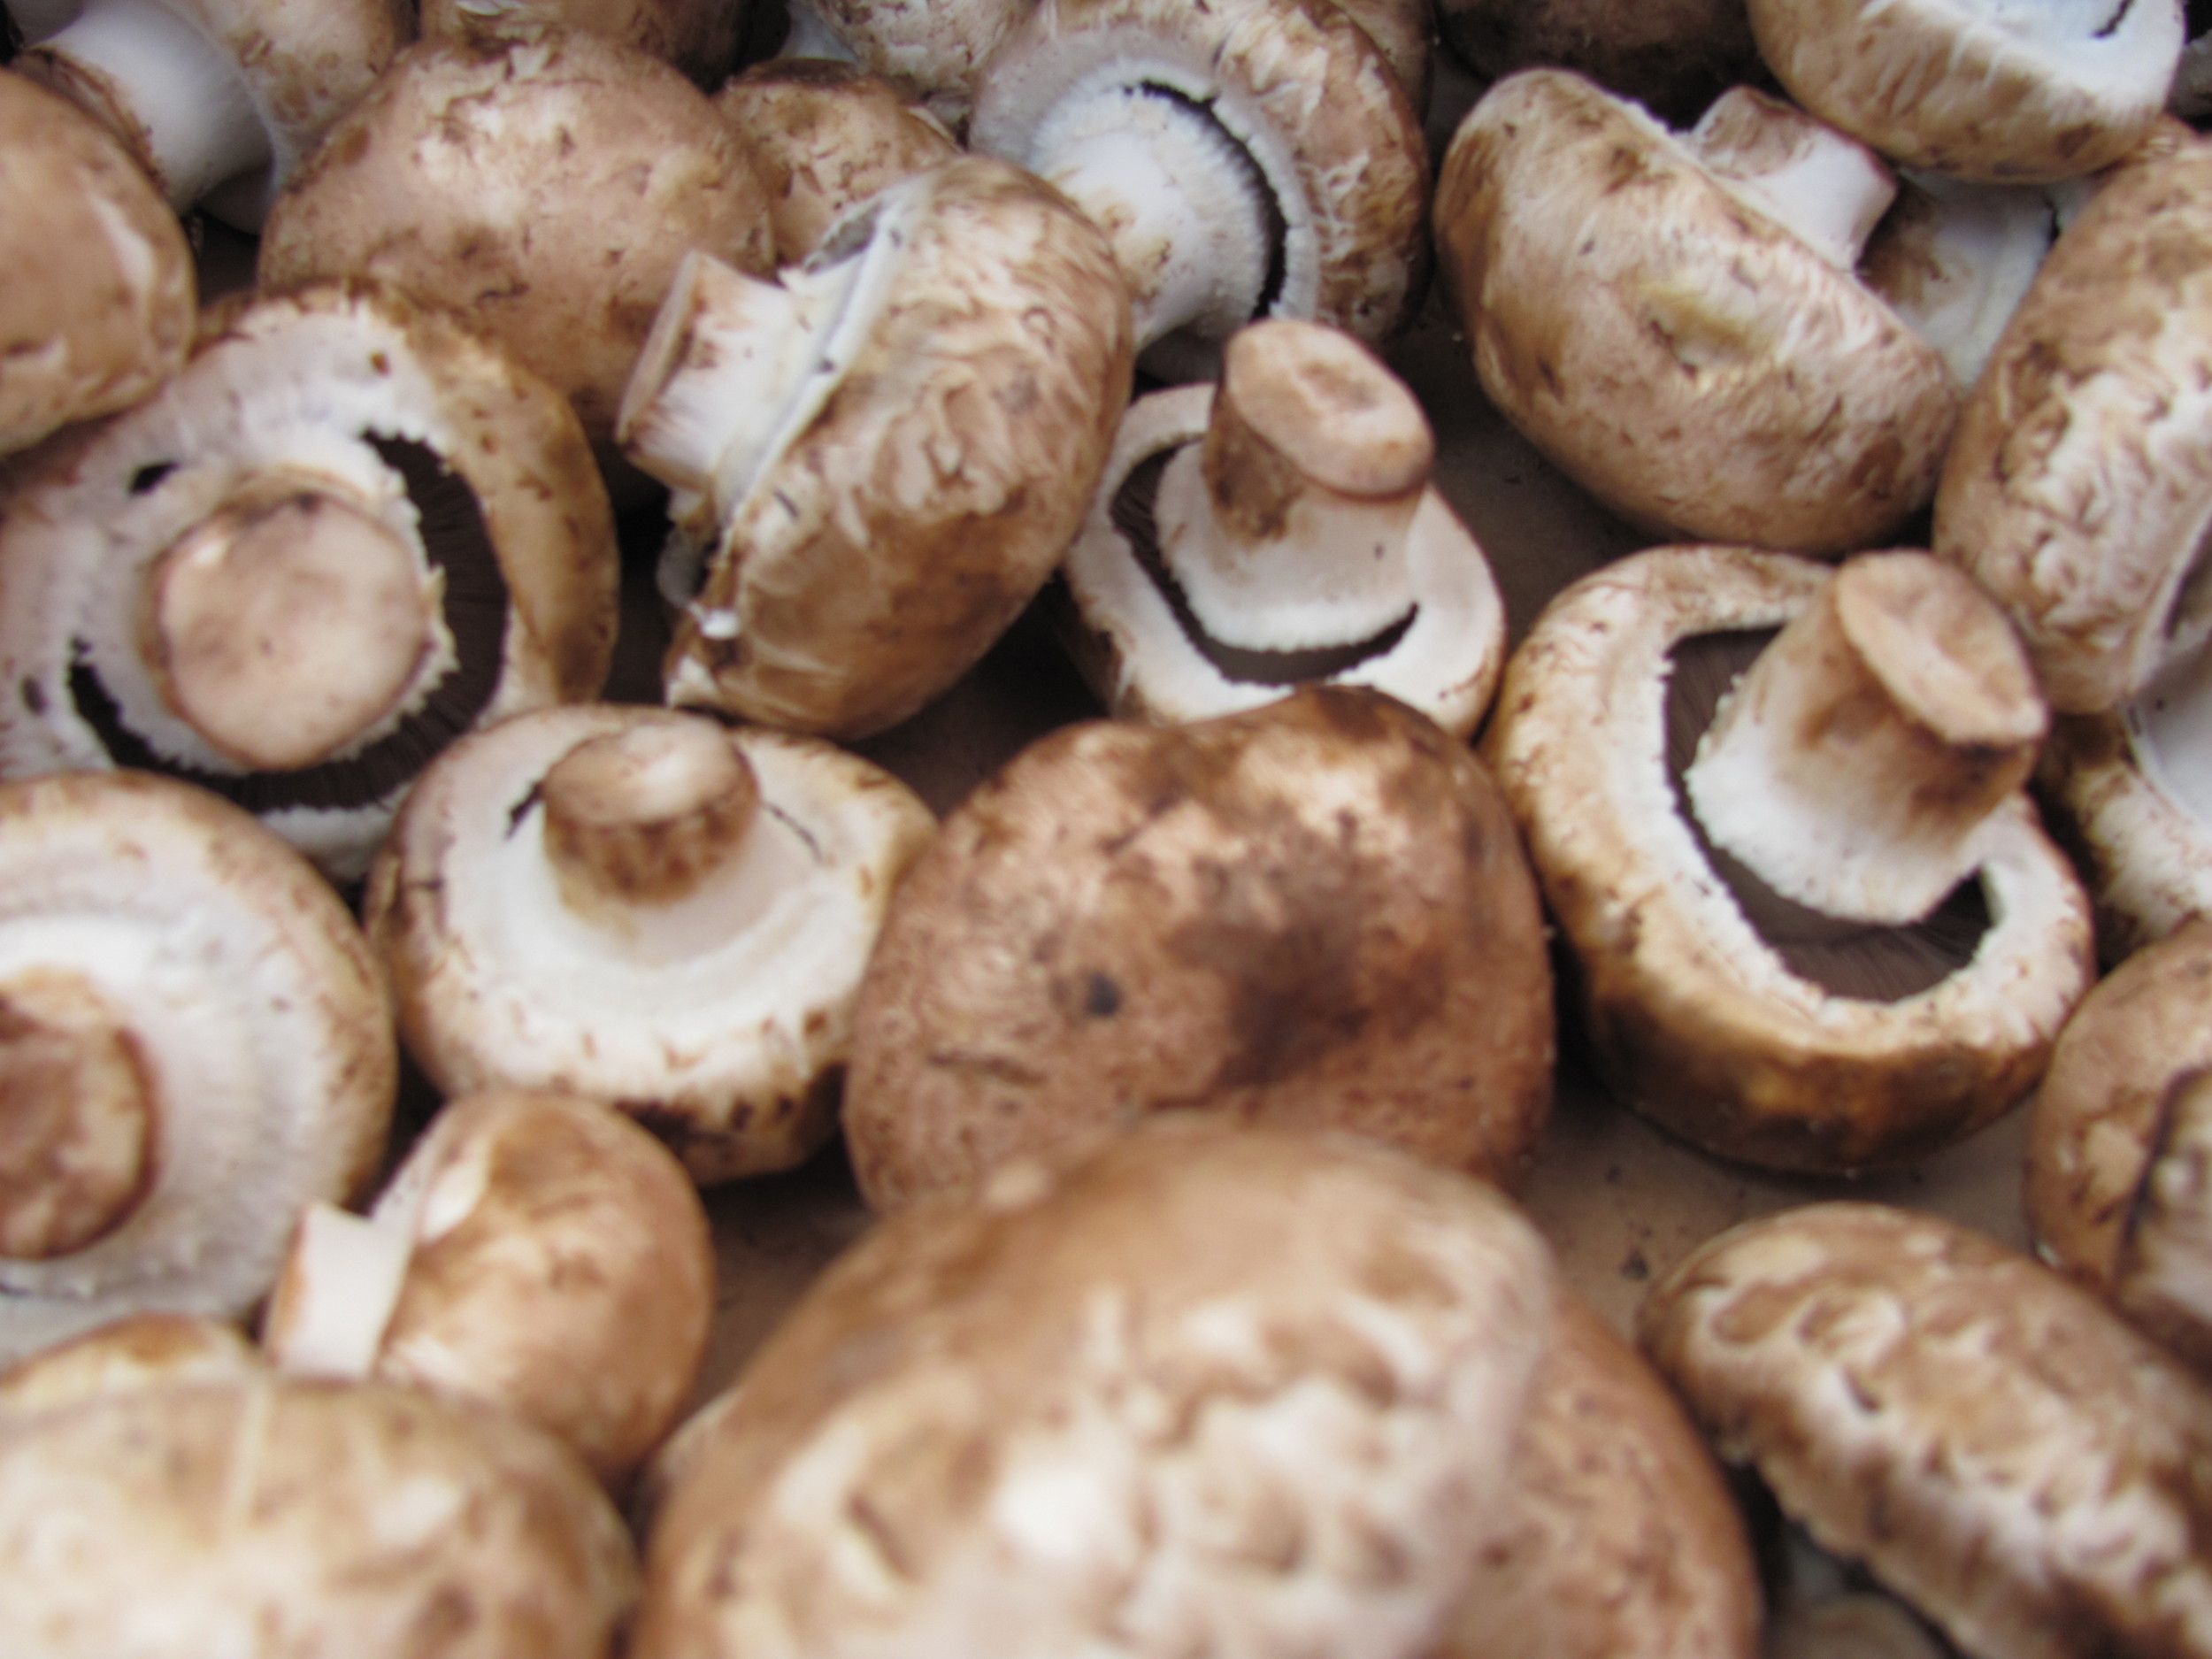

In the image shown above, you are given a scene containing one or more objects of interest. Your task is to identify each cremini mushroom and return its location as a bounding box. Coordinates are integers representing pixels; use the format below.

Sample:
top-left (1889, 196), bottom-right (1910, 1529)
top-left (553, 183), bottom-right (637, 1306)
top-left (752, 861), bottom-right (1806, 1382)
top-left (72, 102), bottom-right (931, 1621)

top-left (0, 1311), bottom-right (260, 1418)
top-left (618, 156), bottom-right (1133, 738)
top-left (365, 704), bottom-right (935, 1183)
top-left (2038, 703), bottom-right (2212, 961)
top-left (843, 686), bottom-right (1555, 1212)
top-left (1060, 317), bottom-right (1506, 738)
top-left (1433, 0), bottom-right (1760, 123)
top-left (777, 0), bottom-right (1029, 128)
top-left (0, 282), bottom-right (618, 879)
top-left (0, 68), bottom-right (192, 457)
top-left (418, 0), bottom-right (745, 86)
top-left (264, 1087), bottom-right (716, 1483)
top-left (1485, 545), bottom-right (2093, 1172)
top-left (632, 1116), bottom-right (1558, 1659)
top-left (0, 770), bottom-right (394, 1369)
top-left (1641, 1202), bottom-right (2212, 1659)
top-left (1434, 73), bottom-right (1958, 555)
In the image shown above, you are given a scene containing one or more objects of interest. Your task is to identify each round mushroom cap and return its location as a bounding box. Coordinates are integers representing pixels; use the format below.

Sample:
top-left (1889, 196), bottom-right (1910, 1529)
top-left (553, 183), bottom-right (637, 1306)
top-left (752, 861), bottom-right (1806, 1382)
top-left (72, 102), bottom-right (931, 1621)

top-left (798, 0), bottom-right (1031, 129)
top-left (0, 71), bottom-right (193, 457)
top-left (0, 771), bottom-right (395, 1369)
top-left (1434, 0), bottom-right (1761, 124)
top-left (632, 1115), bottom-right (1558, 1659)
top-left (2038, 705), bottom-right (2212, 963)
top-left (0, 1373), bottom-right (638, 1658)
top-left (844, 686), bottom-right (1555, 1212)
top-left (419, 0), bottom-right (745, 86)
top-left (1433, 69), bottom-right (1958, 556)
top-left (1747, 0), bottom-right (2184, 182)
top-left (257, 29), bottom-right (776, 443)
top-left (0, 282), bottom-right (618, 880)
top-left (1640, 1202), bottom-right (2212, 1659)
top-left (0, 1312), bottom-right (259, 1421)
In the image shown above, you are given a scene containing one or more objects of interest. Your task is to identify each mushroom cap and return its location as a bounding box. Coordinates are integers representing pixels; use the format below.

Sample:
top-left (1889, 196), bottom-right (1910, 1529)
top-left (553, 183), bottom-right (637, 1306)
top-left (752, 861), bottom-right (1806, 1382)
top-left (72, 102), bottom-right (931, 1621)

top-left (1483, 544), bottom-right (2093, 1172)
top-left (1433, 69), bottom-right (1958, 556)
top-left (0, 71), bottom-right (193, 457)
top-left (661, 156), bottom-right (1133, 739)
top-left (2038, 706), bottom-right (2212, 963)
top-left (1640, 1202), bottom-right (2212, 1659)
top-left (844, 686), bottom-right (1555, 1212)
top-left (1933, 123), bottom-right (2212, 715)
top-left (0, 282), bottom-right (617, 880)
top-left (712, 59), bottom-right (957, 265)
top-left (968, 0), bottom-right (1431, 354)
top-left (802, 0), bottom-right (1032, 129)
top-left (0, 1373), bottom-right (639, 1658)
top-left (365, 704), bottom-right (936, 1183)
top-left (257, 29), bottom-right (776, 442)
top-left (1747, 0), bottom-right (2184, 182)
top-left (419, 0), bottom-right (745, 87)
top-left (633, 1115), bottom-right (1558, 1659)
top-left (1434, 0), bottom-right (1761, 123)
top-left (1333, 0), bottom-right (1432, 111)
top-left (0, 1312), bottom-right (260, 1421)
top-left (0, 770), bottom-right (394, 1367)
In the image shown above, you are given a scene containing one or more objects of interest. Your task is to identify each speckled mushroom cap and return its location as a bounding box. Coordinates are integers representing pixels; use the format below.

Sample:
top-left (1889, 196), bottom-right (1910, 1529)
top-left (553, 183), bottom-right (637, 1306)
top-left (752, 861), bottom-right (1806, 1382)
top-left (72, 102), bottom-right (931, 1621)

top-left (1483, 545), bottom-right (2093, 1172)
top-left (1434, 0), bottom-right (1760, 123)
top-left (264, 1088), bottom-right (715, 1482)
top-left (1747, 0), bottom-right (2183, 182)
top-left (0, 1312), bottom-right (260, 1420)
top-left (792, 0), bottom-right (1032, 129)
top-left (1640, 1202), bottom-right (2212, 1659)
top-left (632, 1115), bottom-right (1558, 1659)
top-left (844, 686), bottom-right (1555, 1212)
top-left (0, 71), bottom-right (192, 457)
top-left (2039, 707), bottom-right (2212, 962)
top-left (0, 282), bottom-right (617, 880)
top-left (1434, 70), bottom-right (1958, 556)
top-left (419, 0), bottom-right (745, 86)
top-left (0, 770), bottom-right (394, 1369)
top-left (257, 29), bottom-right (776, 444)
top-left (626, 157), bottom-right (1133, 739)
top-left (1934, 123), bottom-right (2212, 716)
top-left (0, 1373), bottom-right (639, 1658)
top-left (365, 704), bottom-right (936, 1184)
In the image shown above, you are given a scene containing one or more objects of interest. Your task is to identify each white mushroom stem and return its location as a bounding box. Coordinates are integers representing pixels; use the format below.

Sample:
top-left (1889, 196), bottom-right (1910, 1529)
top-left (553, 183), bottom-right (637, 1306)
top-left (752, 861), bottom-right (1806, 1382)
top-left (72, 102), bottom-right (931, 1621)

top-left (1155, 319), bottom-right (1429, 652)
top-left (1685, 551), bottom-right (2047, 926)
top-left (21, 0), bottom-right (270, 209)
top-left (1685, 86), bottom-right (1895, 272)
top-left (261, 1202), bottom-right (414, 1379)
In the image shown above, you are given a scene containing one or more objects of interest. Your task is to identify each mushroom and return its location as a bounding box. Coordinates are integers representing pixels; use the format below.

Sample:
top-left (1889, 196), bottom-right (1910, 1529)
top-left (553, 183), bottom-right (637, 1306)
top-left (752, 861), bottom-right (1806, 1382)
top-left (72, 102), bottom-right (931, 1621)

top-left (257, 28), bottom-right (776, 447)
top-left (263, 1087), bottom-right (716, 1483)
top-left (418, 0), bottom-right (744, 86)
top-left (1059, 317), bottom-right (1507, 738)
top-left (776, 0), bottom-right (1030, 129)
top-left (0, 1311), bottom-right (260, 1417)
top-left (365, 704), bottom-right (936, 1183)
top-left (0, 282), bottom-right (618, 879)
top-left (12, 0), bottom-right (406, 227)
top-left (1640, 1201), bottom-right (2212, 1659)
top-left (0, 770), bottom-right (394, 1369)
top-left (965, 0), bottom-right (1430, 377)
top-left (632, 1116), bottom-right (1558, 1659)
top-left (617, 156), bottom-right (1133, 738)
top-left (0, 1373), bottom-right (640, 1657)
top-left (1747, 0), bottom-right (2185, 182)
top-left (1433, 73), bottom-right (1958, 555)
top-left (0, 69), bottom-right (193, 457)
top-left (842, 686), bottom-right (1555, 1212)
top-left (1433, 0), bottom-right (1761, 124)
top-left (1483, 544), bottom-right (2093, 1172)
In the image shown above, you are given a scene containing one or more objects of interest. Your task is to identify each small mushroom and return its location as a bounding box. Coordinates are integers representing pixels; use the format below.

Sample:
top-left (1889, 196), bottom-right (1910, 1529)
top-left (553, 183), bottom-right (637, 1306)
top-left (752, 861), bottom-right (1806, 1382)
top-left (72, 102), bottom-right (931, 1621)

top-left (1484, 545), bottom-right (2092, 1172)
top-left (1433, 0), bottom-right (1761, 124)
top-left (843, 686), bottom-right (1555, 1212)
top-left (632, 1116), bottom-right (1558, 1659)
top-left (1060, 317), bottom-right (1507, 738)
top-left (1434, 73), bottom-right (1958, 555)
top-left (0, 69), bottom-right (192, 457)
top-left (618, 157), bottom-right (1133, 738)
top-left (0, 282), bottom-right (618, 879)
top-left (263, 1087), bottom-right (716, 1483)
top-left (1640, 1202), bottom-right (2212, 1659)
top-left (365, 704), bottom-right (936, 1183)
top-left (0, 770), bottom-right (394, 1368)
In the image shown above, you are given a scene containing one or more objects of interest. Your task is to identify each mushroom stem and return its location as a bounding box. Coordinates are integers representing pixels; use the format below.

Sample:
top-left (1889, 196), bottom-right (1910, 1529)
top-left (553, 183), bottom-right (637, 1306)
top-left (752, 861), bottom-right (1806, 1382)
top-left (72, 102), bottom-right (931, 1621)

top-left (1684, 86), bottom-right (1895, 271)
top-left (0, 971), bottom-right (156, 1262)
top-left (20, 0), bottom-right (271, 209)
top-left (1156, 319), bottom-right (1429, 651)
top-left (261, 1202), bottom-right (414, 1380)
top-left (1685, 551), bottom-right (2046, 926)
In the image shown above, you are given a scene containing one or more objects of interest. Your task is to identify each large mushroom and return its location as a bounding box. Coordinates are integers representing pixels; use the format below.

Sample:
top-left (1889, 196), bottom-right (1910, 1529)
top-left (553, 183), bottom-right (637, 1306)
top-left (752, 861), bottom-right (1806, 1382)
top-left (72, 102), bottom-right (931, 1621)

top-left (0, 282), bottom-right (617, 879)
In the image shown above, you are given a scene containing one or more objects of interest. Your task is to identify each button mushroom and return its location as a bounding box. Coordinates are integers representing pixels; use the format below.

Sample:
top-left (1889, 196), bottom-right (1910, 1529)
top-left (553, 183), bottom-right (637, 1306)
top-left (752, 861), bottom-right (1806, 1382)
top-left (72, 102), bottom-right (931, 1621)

top-left (0, 1311), bottom-right (260, 1417)
top-left (0, 770), bottom-right (394, 1369)
top-left (843, 686), bottom-right (1555, 1212)
top-left (778, 0), bottom-right (1030, 129)
top-left (365, 704), bottom-right (935, 1183)
top-left (0, 282), bottom-right (618, 879)
top-left (418, 0), bottom-right (745, 86)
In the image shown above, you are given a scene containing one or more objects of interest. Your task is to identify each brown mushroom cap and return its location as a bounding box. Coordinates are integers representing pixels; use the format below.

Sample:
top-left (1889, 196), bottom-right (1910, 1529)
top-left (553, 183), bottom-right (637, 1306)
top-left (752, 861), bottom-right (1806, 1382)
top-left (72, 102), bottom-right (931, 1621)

top-left (844, 686), bottom-right (1555, 1212)
top-left (1640, 1202), bottom-right (2212, 1659)
top-left (2039, 704), bottom-right (2212, 963)
top-left (795, 0), bottom-right (1032, 129)
top-left (633, 1116), bottom-right (1558, 1659)
top-left (419, 0), bottom-right (745, 87)
top-left (0, 1312), bottom-right (259, 1421)
top-left (0, 70), bottom-right (193, 457)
